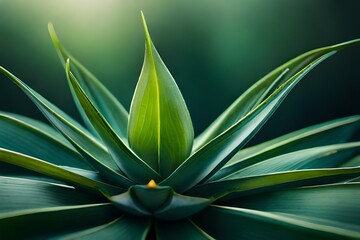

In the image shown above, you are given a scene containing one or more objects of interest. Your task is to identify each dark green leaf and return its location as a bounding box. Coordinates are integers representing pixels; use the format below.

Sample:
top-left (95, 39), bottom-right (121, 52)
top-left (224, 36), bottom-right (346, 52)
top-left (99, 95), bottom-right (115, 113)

top-left (66, 60), bottom-right (160, 183)
top-left (0, 148), bottom-right (124, 195)
top-left (212, 115), bottom-right (360, 181)
top-left (0, 203), bottom-right (119, 239)
top-left (187, 167), bottom-right (360, 200)
top-left (192, 205), bottom-right (359, 240)
top-left (0, 176), bottom-right (103, 214)
top-left (194, 39), bottom-right (360, 150)
top-left (156, 219), bottom-right (214, 240)
top-left (222, 142), bottom-right (360, 179)
top-left (162, 52), bottom-right (336, 193)
top-left (0, 67), bottom-right (133, 187)
top-left (225, 183), bottom-right (360, 232)
top-left (63, 216), bottom-right (151, 240)
top-left (0, 111), bottom-right (92, 170)
top-left (128, 13), bottom-right (194, 177)
top-left (48, 23), bottom-right (129, 141)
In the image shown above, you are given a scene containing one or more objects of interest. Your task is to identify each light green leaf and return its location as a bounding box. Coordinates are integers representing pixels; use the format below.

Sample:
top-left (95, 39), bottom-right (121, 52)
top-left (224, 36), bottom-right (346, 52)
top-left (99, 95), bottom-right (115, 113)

top-left (194, 39), bottom-right (360, 151)
top-left (0, 111), bottom-right (92, 170)
top-left (66, 60), bottom-right (160, 183)
top-left (0, 148), bottom-right (124, 195)
top-left (0, 67), bottom-right (133, 187)
top-left (48, 23), bottom-right (129, 141)
top-left (0, 176), bottom-right (103, 214)
top-left (161, 52), bottom-right (336, 193)
top-left (62, 216), bottom-right (151, 240)
top-left (128, 13), bottom-right (194, 177)
top-left (226, 183), bottom-right (360, 231)
top-left (156, 219), bottom-right (214, 240)
top-left (0, 203), bottom-right (118, 239)
top-left (222, 142), bottom-right (360, 179)
top-left (192, 205), bottom-right (360, 240)
top-left (187, 167), bottom-right (360, 200)
top-left (212, 115), bottom-right (360, 181)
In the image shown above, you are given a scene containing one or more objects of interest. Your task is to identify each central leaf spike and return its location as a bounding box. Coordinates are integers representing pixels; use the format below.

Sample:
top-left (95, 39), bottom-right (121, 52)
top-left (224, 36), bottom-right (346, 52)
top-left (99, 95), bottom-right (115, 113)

top-left (128, 12), bottom-right (194, 177)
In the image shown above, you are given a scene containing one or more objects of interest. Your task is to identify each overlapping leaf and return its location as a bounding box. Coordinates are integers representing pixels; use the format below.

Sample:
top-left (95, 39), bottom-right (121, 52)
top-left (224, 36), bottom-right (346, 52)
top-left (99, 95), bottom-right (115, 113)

top-left (162, 52), bottom-right (336, 192)
top-left (48, 23), bottom-right (129, 141)
top-left (66, 60), bottom-right (160, 183)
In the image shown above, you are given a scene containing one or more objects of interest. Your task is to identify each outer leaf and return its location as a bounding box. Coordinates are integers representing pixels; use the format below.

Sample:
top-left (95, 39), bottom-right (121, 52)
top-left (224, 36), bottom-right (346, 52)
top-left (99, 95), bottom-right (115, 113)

top-left (48, 23), bottom-right (129, 141)
top-left (62, 216), bottom-right (151, 240)
top-left (222, 142), bottom-right (360, 179)
top-left (0, 148), bottom-right (124, 195)
top-left (0, 177), bottom-right (103, 214)
top-left (0, 112), bottom-right (92, 170)
top-left (128, 13), bottom-right (194, 177)
top-left (212, 115), bottom-right (360, 181)
top-left (192, 205), bottom-right (359, 240)
top-left (66, 60), bottom-right (160, 183)
top-left (225, 183), bottom-right (360, 232)
top-left (156, 219), bottom-right (214, 240)
top-left (187, 167), bottom-right (360, 200)
top-left (0, 203), bottom-right (118, 239)
top-left (161, 52), bottom-right (336, 192)
top-left (0, 67), bottom-right (133, 187)
top-left (194, 39), bottom-right (360, 150)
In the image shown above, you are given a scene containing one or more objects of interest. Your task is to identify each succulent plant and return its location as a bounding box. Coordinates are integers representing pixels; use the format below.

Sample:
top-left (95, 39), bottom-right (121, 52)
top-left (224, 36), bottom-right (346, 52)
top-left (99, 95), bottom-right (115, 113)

top-left (0, 13), bottom-right (359, 239)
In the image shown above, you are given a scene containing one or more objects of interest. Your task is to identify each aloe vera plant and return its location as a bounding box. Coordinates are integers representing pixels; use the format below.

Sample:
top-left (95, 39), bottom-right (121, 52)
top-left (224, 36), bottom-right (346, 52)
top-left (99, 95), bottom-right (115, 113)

top-left (0, 13), bottom-right (359, 239)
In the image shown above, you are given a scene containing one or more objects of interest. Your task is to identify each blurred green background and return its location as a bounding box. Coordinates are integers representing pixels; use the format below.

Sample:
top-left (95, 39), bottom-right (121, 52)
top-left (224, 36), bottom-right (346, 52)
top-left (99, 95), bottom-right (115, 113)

top-left (0, 0), bottom-right (359, 145)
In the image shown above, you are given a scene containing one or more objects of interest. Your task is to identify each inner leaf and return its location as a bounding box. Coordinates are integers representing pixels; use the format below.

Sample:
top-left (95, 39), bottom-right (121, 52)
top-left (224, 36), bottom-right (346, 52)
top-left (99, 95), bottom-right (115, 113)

top-left (128, 13), bottom-right (194, 177)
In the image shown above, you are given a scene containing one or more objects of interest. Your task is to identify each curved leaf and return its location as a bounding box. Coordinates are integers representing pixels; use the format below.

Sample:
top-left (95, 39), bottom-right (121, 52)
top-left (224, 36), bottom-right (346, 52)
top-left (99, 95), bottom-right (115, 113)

top-left (66, 60), bottom-right (161, 183)
top-left (0, 67), bottom-right (133, 187)
top-left (0, 111), bottom-right (92, 170)
top-left (156, 219), bottom-right (214, 240)
top-left (192, 205), bottom-right (360, 240)
top-left (223, 142), bottom-right (360, 179)
top-left (0, 148), bottom-right (124, 195)
top-left (0, 176), bottom-right (103, 214)
top-left (48, 23), bottom-right (129, 141)
top-left (194, 39), bottom-right (360, 150)
top-left (128, 13), bottom-right (194, 177)
top-left (225, 183), bottom-right (360, 231)
top-left (161, 52), bottom-right (336, 193)
top-left (63, 216), bottom-right (151, 240)
top-left (0, 203), bottom-right (118, 239)
top-left (187, 167), bottom-right (360, 200)
top-left (212, 115), bottom-right (360, 181)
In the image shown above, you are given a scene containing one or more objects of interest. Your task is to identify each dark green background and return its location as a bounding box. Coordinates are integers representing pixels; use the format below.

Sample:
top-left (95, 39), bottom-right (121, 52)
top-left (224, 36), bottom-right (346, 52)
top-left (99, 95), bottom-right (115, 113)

top-left (0, 0), bottom-right (359, 145)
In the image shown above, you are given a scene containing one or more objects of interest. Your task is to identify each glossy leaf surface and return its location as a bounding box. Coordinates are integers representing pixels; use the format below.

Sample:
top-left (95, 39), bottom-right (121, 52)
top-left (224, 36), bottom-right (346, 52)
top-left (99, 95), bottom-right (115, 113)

top-left (128, 13), bottom-right (194, 177)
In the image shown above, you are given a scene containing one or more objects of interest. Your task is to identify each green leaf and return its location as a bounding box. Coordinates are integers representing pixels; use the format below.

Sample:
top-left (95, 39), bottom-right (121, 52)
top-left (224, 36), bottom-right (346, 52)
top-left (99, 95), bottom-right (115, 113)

top-left (212, 115), bottom-right (360, 181)
top-left (62, 216), bottom-right (151, 240)
top-left (222, 142), bottom-right (360, 179)
top-left (66, 60), bottom-right (161, 183)
top-left (156, 219), bottom-right (214, 240)
top-left (161, 51), bottom-right (336, 193)
top-left (194, 39), bottom-right (360, 151)
top-left (0, 67), bottom-right (133, 187)
top-left (0, 203), bottom-right (118, 239)
top-left (0, 148), bottom-right (124, 195)
top-left (0, 176), bottom-right (104, 214)
top-left (187, 167), bottom-right (360, 200)
top-left (0, 111), bottom-right (92, 170)
top-left (48, 23), bottom-right (129, 141)
top-left (192, 205), bottom-right (360, 240)
top-left (110, 184), bottom-right (211, 220)
top-left (225, 183), bottom-right (360, 232)
top-left (128, 13), bottom-right (194, 177)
